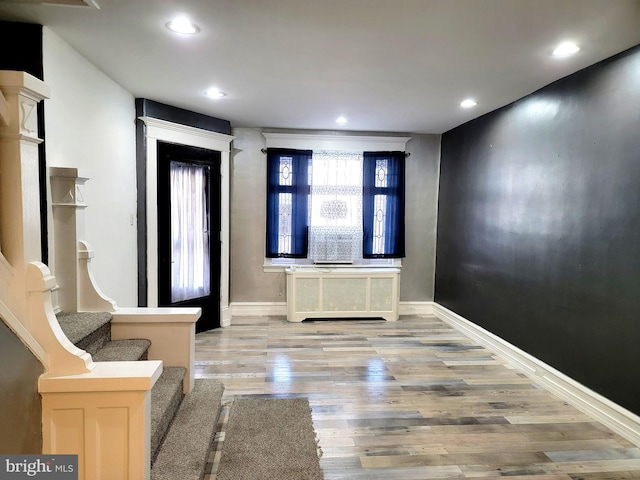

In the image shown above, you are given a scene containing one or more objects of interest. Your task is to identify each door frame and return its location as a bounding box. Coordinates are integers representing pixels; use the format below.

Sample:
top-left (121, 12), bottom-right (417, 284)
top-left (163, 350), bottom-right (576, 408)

top-left (157, 142), bottom-right (221, 331)
top-left (140, 116), bottom-right (233, 327)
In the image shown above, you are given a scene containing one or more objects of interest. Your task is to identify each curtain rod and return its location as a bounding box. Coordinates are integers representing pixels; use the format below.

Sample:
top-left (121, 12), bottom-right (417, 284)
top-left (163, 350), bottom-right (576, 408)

top-left (260, 148), bottom-right (410, 157)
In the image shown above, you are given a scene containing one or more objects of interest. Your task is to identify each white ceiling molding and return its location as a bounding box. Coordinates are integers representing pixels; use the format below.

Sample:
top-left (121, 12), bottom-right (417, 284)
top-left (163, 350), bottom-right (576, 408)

top-left (263, 132), bottom-right (411, 153)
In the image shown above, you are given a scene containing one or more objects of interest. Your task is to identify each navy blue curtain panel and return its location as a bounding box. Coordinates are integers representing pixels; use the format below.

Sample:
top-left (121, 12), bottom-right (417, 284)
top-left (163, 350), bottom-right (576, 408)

top-left (266, 148), bottom-right (312, 257)
top-left (363, 151), bottom-right (406, 258)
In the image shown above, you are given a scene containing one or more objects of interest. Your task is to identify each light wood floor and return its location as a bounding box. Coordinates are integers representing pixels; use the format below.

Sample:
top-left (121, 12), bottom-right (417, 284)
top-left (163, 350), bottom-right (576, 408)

top-left (198, 315), bottom-right (640, 479)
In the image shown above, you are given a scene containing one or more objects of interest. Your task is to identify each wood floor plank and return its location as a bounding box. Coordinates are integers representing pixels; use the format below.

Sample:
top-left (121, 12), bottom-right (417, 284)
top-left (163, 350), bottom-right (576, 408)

top-left (199, 315), bottom-right (640, 479)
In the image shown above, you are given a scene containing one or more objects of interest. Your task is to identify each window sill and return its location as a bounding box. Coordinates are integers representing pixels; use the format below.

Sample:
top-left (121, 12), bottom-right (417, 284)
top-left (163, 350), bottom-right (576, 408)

top-left (263, 260), bottom-right (402, 273)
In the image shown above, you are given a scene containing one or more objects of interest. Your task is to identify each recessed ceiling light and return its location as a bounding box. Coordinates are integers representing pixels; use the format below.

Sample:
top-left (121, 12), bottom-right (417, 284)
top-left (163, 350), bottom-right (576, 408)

top-left (553, 41), bottom-right (580, 57)
top-left (460, 99), bottom-right (478, 108)
top-left (335, 116), bottom-right (348, 125)
top-left (205, 88), bottom-right (226, 98)
top-left (166, 17), bottom-right (200, 35)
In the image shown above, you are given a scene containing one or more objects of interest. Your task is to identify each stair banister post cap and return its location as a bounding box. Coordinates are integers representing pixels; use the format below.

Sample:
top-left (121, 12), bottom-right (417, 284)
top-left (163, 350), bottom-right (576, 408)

top-left (26, 262), bottom-right (58, 292)
top-left (0, 70), bottom-right (51, 102)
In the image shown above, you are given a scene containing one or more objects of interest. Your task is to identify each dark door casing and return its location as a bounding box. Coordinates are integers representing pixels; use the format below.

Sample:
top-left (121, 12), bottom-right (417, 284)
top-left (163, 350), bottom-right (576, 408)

top-left (157, 141), bottom-right (221, 332)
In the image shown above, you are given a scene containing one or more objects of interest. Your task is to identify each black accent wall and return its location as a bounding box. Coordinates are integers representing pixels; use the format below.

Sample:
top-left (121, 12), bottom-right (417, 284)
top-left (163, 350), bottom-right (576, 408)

top-left (436, 45), bottom-right (640, 414)
top-left (135, 99), bottom-right (231, 306)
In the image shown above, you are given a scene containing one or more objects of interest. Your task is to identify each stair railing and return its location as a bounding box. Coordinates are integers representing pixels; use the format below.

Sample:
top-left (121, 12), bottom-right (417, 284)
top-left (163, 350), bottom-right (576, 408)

top-left (0, 70), bottom-right (200, 478)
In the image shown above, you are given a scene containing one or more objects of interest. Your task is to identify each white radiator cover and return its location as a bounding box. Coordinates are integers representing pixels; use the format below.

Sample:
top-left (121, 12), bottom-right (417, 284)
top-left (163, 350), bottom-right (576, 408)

top-left (286, 267), bottom-right (400, 322)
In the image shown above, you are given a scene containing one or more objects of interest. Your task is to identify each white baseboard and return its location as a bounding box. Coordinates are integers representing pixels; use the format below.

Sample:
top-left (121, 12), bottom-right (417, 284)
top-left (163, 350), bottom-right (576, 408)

top-left (230, 301), bottom-right (434, 319)
top-left (230, 302), bottom-right (287, 318)
top-left (221, 306), bottom-right (231, 328)
top-left (399, 301), bottom-right (434, 316)
top-left (433, 303), bottom-right (640, 447)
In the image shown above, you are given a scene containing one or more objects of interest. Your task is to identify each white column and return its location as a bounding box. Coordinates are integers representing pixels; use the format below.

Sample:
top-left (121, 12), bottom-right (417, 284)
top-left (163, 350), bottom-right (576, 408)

top-left (0, 70), bottom-right (50, 323)
top-left (49, 167), bottom-right (89, 313)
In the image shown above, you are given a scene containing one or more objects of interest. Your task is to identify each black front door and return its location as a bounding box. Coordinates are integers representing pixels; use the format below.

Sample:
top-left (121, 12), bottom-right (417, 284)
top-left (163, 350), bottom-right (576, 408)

top-left (157, 141), bottom-right (221, 332)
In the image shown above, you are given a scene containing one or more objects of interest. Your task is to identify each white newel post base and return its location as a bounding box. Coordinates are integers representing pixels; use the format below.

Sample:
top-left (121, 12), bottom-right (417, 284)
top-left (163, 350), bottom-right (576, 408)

top-left (111, 307), bottom-right (200, 394)
top-left (40, 361), bottom-right (162, 480)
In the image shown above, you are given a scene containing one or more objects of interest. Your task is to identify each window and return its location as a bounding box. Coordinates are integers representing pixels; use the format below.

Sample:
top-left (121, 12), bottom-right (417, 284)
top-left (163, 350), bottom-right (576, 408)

top-left (266, 147), bottom-right (405, 262)
top-left (309, 151), bottom-right (363, 262)
top-left (266, 148), bottom-right (311, 258)
top-left (363, 151), bottom-right (406, 258)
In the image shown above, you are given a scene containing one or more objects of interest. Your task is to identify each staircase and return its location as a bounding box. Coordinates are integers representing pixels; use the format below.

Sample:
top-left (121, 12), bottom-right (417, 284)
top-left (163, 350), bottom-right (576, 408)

top-left (56, 311), bottom-right (225, 479)
top-left (0, 70), bottom-right (229, 479)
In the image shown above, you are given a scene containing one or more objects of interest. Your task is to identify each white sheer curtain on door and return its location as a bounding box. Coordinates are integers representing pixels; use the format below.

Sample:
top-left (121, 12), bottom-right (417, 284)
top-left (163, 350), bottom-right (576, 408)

top-left (170, 161), bottom-right (211, 302)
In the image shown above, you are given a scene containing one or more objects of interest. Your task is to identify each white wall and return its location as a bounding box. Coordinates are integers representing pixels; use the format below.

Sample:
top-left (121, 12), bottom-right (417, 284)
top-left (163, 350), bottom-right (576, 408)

top-left (42, 28), bottom-right (138, 307)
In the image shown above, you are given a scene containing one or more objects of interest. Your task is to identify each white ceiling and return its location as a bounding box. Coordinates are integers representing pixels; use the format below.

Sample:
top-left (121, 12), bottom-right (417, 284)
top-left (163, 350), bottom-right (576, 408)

top-left (1, 0), bottom-right (639, 134)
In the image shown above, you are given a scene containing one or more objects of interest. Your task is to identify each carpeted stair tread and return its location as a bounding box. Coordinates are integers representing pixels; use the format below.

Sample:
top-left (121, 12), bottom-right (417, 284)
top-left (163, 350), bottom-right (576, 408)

top-left (56, 311), bottom-right (113, 354)
top-left (151, 366), bottom-right (186, 464)
top-left (150, 379), bottom-right (225, 480)
top-left (91, 339), bottom-right (151, 362)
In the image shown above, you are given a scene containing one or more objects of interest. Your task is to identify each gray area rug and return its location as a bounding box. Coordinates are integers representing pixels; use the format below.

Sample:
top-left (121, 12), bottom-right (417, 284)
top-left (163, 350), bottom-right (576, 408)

top-left (217, 397), bottom-right (323, 480)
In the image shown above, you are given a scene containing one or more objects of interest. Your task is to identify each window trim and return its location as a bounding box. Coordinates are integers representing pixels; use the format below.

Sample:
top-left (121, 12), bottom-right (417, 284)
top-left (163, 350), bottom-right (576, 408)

top-left (263, 132), bottom-right (411, 153)
top-left (263, 257), bottom-right (402, 273)
top-left (262, 132), bottom-right (410, 271)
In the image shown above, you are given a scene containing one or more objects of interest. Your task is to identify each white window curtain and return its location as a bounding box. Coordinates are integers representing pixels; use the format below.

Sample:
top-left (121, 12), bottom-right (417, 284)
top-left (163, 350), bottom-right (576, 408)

top-left (170, 161), bottom-right (211, 302)
top-left (308, 151), bottom-right (363, 262)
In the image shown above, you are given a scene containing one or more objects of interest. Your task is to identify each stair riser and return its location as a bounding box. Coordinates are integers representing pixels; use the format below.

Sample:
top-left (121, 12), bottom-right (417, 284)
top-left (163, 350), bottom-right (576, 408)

top-left (150, 367), bottom-right (187, 465)
top-left (150, 379), bottom-right (225, 480)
